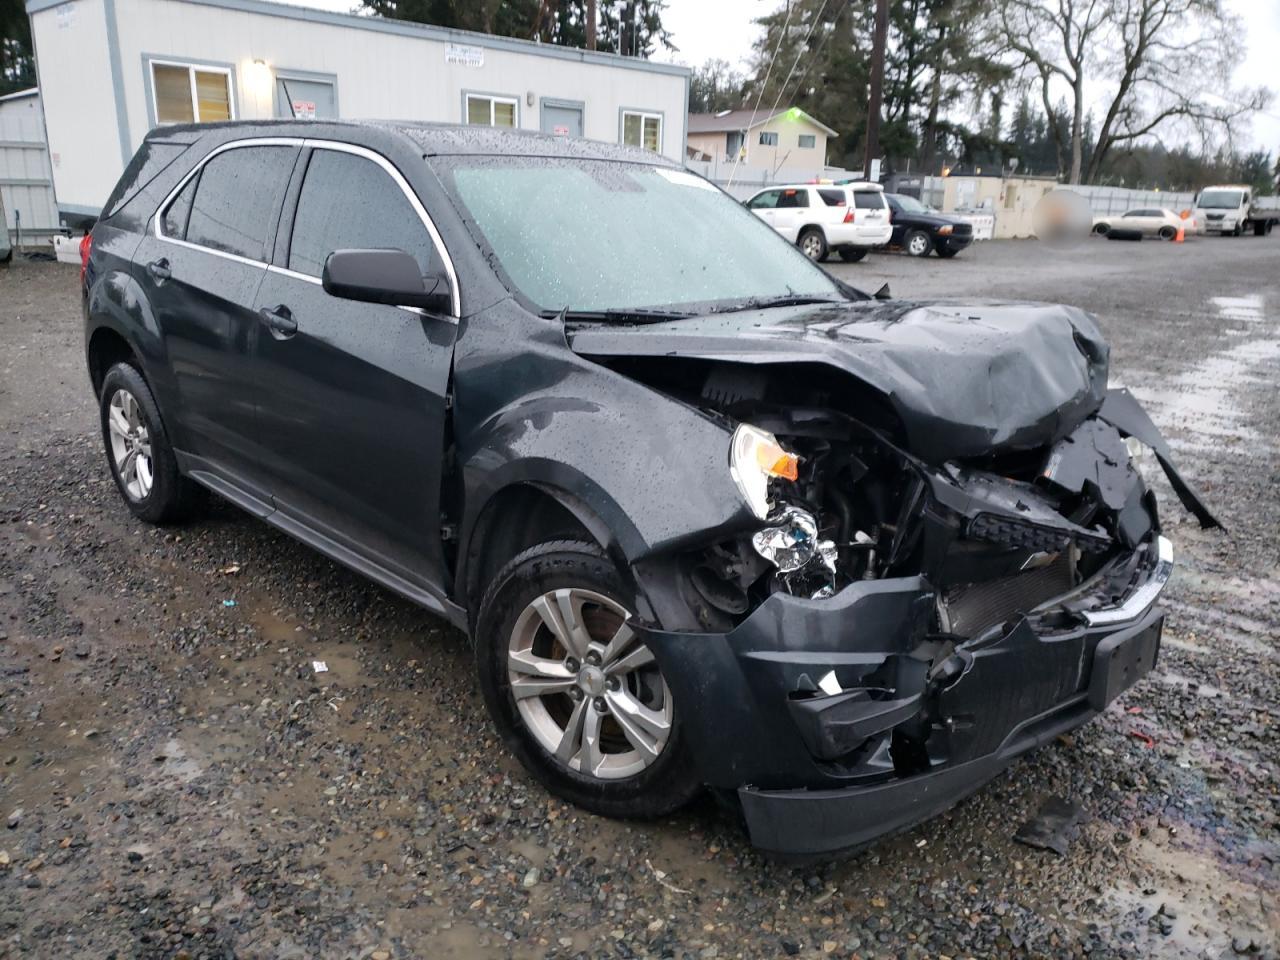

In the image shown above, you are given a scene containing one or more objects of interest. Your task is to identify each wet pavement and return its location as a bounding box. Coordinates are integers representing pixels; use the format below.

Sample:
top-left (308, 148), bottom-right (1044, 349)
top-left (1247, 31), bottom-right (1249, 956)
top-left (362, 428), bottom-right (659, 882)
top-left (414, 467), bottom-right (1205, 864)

top-left (1, 234), bottom-right (1277, 959)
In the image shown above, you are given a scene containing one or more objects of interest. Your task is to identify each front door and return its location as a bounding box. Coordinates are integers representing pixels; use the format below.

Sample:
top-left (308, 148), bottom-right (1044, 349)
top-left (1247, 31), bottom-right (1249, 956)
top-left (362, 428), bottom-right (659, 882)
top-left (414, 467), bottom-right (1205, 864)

top-left (132, 142), bottom-right (300, 500)
top-left (274, 76), bottom-right (336, 120)
top-left (252, 144), bottom-right (457, 597)
top-left (540, 101), bottom-right (583, 138)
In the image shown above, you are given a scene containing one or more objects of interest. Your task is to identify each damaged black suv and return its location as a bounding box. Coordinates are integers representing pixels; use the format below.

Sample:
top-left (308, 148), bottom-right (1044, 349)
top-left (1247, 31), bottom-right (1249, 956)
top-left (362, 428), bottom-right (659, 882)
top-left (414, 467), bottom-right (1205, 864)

top-left (84, 122), bottom-right (1219, 857)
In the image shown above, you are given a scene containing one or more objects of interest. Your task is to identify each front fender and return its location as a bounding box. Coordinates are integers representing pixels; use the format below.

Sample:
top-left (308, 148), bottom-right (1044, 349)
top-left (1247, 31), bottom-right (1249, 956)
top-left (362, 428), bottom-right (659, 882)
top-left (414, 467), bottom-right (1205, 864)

top-left (452, 302), bottom-right (756, 570)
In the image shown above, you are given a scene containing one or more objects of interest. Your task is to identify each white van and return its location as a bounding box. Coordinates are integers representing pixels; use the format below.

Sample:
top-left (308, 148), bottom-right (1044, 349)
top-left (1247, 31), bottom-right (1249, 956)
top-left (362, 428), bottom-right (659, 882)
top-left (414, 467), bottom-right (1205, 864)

top-left (745, 181), bottom-right (893, 262)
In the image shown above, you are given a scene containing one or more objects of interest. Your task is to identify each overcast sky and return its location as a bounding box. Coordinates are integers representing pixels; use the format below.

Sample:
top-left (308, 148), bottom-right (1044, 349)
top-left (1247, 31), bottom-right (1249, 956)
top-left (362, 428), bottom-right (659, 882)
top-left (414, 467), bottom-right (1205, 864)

top-left (283, 0), bottom-right (1280, 154)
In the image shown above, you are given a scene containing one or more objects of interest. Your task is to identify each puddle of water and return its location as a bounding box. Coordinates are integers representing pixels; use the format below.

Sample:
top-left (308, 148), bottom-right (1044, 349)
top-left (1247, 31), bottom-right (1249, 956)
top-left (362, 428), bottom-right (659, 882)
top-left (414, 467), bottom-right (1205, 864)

top-left (1106, 835), bottom-right (1276, 957)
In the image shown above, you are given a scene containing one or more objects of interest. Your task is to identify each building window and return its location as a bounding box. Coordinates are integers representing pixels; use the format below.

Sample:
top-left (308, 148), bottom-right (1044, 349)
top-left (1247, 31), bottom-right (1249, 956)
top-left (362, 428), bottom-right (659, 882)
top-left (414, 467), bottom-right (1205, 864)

top-left (622, 111), bottom-right (661, 152)
top-left (466, 94), bottom-right (517, 127)
top-left (798, 134), bottom-right (816, 149)
top-left (758, 131), bottom-right (778, 146)
top-left (151, 60), bottom-right (233, 124)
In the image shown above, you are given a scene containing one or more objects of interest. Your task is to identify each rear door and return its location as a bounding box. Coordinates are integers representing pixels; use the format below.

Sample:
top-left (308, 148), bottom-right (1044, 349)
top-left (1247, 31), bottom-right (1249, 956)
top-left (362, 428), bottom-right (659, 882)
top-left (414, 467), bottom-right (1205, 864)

top-left (850, 189), bottom-right (889, 241)
top-left (540, 100), bottom-right (584, 138)
top-left (251, 143), bottom-right (458, 597)
top-left (771, 187), bottom-right (810, 242)
top-left (274, 76), bottom-right (337, 120)
top-left (132, 140), bottom-right (300, 501)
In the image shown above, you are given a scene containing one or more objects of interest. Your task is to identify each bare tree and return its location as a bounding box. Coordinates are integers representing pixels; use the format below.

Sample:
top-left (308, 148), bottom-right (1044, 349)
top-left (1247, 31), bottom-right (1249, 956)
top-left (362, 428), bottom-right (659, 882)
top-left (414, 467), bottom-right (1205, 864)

top-left (998, 0), bottom-right (1270, 184)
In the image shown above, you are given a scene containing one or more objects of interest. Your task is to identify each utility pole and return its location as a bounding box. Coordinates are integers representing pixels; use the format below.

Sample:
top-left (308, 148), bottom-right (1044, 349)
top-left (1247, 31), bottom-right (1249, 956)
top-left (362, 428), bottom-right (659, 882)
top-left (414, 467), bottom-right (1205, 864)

top-left (864, 0), bottom-right (888, 179)
top-left (586, 0), bottom-right (597, 50)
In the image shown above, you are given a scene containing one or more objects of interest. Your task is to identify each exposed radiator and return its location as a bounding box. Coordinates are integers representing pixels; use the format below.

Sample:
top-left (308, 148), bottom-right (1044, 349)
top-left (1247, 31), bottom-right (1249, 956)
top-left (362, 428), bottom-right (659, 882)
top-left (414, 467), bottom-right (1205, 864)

top-left (941, 555), bottom-right (1074, 638)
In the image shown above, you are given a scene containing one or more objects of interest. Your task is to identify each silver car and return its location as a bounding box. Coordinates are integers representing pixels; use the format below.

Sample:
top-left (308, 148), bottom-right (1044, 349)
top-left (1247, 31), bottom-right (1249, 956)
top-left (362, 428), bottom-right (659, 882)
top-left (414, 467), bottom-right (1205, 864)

top-left (1092, 207), bottom-right (1189, 240)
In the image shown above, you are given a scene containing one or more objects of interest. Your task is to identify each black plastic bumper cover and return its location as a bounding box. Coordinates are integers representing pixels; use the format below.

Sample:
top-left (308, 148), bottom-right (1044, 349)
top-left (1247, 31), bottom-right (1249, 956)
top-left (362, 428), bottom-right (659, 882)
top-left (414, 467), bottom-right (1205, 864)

top-left (639, 578), bottom-right (1163, 857)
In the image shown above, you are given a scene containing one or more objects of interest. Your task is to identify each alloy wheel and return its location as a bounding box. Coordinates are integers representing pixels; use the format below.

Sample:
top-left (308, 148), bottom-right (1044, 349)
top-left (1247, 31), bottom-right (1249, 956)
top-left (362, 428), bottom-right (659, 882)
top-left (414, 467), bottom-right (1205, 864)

top-left (908, 234), bottom-right (929, 255)
top-left (801, 233), bottom-right (824, 260)
top-left (507, 587), bottom-right (673, 780)
top-left (107, 389), bottom-right (154, 501)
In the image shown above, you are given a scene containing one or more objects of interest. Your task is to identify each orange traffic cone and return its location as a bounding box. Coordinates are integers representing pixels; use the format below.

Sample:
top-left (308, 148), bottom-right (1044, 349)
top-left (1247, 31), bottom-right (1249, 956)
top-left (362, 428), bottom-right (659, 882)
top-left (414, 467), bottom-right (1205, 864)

top-left (1174, 224), bottom-right (1185, 243)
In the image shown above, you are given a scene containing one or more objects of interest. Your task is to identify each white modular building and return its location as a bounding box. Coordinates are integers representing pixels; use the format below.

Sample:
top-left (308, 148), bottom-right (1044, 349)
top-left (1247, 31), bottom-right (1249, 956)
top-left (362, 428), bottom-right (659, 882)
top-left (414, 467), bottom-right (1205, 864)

top-left (26, 0), bottom-right (690, 222)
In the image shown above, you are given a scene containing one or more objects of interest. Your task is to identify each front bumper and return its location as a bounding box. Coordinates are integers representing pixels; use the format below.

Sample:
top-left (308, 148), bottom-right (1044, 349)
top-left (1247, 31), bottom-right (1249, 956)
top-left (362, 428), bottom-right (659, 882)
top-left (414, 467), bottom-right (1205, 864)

top-left (640, 536), bottom-right (1171, 857)
top-left (938, 233), bottom-right (973, 253)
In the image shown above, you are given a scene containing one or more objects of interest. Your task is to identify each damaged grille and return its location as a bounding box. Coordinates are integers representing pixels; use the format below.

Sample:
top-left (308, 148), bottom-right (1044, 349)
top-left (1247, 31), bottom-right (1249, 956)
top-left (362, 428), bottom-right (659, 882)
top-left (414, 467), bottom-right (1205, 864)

top-left (941, 554), bottom-right (1074, 638)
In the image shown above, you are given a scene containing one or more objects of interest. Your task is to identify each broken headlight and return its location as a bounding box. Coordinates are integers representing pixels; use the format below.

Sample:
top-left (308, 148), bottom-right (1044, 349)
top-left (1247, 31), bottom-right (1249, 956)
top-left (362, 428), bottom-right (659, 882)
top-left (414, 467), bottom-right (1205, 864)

top-left (729, 424), bottom-right (799, 520)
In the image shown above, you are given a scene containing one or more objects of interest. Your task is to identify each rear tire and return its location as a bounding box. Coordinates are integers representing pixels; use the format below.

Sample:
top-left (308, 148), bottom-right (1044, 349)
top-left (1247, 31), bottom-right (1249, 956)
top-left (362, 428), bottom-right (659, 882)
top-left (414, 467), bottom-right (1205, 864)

top-left (1092, 223), bottom-right (1110, 236)
top-left (905, 229), bottom-right (933, 257)
top-left (1158, 226), bottom-right (1176, 241)
top-left (99, 362), bottom-right (205, 525)
top-left (798, 228), bottom-right (828, 262)
top-left (838, 247), bottom-right (868, 263)
top-left (475, 539), bottom-right (701, 819)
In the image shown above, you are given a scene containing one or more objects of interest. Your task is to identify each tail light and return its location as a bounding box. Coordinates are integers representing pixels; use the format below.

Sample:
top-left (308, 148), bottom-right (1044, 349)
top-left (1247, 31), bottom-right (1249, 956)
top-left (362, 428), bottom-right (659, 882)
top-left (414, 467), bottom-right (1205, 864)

top-left (79, 231), bottom-right (93, 285)
top-left (843, 207), bottom-right (856, 223)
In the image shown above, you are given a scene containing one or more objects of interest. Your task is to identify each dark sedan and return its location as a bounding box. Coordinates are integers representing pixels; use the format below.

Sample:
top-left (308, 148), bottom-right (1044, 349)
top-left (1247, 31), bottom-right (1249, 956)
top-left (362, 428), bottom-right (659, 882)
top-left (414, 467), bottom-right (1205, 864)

top-left (885, 192), bottom-right (974, 257)
top-left (83, 120), bottom-right (1217, 858)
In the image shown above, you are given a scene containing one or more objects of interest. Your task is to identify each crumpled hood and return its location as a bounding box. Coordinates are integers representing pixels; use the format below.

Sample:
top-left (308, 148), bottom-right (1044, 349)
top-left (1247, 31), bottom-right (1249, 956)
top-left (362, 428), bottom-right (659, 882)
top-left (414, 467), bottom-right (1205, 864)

top-left (568, 298), bottom-right (1110, 463)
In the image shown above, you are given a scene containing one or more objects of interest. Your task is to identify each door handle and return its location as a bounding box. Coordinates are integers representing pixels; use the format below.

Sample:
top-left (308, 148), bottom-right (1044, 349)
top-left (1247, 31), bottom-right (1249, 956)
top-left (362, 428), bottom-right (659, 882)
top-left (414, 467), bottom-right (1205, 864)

top-left (259, 305), bottom-right (298, 340)
top-left (146, 258), bottom-right (171, 283)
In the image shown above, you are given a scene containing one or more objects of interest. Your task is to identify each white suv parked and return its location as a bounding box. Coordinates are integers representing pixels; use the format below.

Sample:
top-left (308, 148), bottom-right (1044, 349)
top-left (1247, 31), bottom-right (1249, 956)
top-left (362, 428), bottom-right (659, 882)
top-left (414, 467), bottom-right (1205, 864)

top-left (744, 181), bottom-right (892, 262)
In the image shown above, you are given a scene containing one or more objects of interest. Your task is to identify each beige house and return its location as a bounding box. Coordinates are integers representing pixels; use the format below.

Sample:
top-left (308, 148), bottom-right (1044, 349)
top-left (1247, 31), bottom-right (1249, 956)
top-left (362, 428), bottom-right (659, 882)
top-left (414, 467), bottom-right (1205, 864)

top-left (687, 107), bottom-right (835, 173)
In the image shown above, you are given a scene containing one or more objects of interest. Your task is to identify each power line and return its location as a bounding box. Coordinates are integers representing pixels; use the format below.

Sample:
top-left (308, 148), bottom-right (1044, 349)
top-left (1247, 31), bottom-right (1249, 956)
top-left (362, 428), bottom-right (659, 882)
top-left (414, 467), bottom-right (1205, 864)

top-left (727, 0), bottom-right (795, 187)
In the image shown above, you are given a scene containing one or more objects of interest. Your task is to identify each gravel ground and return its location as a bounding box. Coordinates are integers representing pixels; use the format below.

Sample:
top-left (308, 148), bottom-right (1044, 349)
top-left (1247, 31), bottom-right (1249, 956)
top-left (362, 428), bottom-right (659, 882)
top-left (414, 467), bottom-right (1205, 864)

top-left (1, 234), bottom-right (1277, 960)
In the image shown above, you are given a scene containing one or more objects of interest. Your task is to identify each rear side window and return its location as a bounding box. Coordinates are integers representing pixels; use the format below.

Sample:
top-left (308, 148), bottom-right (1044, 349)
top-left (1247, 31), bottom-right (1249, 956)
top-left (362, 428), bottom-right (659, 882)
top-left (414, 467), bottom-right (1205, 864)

top-left (184, 146), bottom-right (296, 261)
top-left (288, 149), bottom-right (436, 278)
top-left (817, 189), bottom-right (846, 207)
top-left (853, 191), bottom-right (884, 209)
top-left (776, 189), bottom-right (809, 209)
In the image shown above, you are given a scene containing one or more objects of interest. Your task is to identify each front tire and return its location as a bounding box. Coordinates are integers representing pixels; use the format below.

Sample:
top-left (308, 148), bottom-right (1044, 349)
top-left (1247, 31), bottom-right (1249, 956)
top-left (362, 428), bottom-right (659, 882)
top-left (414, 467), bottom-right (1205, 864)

top-left (905, 229), bottom-right (933, 257)
top-left (798, 228), bottom-right (828, 262)
top-left (838, 247), bottom-right (868, 263)
top-left (99, 362), bottom-right (204, 524)
top-left (475, 540), bottom-right (701, 819)
top-left (935, 246), bottom-right (959, 258)
top-left (1158, 226), bottom-right (1176, 241)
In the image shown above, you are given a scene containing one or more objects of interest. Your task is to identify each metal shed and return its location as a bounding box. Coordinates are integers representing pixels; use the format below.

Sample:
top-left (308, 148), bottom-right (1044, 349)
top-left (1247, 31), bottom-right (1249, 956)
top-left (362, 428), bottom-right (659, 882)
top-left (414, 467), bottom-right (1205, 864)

top-left (0, 88), bottom-right (59, 245)
top-left (26, 0), bottom-right (690, 222)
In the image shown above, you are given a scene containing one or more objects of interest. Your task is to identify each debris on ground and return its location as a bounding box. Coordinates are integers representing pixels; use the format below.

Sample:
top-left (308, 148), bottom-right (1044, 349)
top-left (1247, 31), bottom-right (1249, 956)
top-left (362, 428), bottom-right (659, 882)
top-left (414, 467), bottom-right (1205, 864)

top-left (1014, 796), bottom-right (1089, 856)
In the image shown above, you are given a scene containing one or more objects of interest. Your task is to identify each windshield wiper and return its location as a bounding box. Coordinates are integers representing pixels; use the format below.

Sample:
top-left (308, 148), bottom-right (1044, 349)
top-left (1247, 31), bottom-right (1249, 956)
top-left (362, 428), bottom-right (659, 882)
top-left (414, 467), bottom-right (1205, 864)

top-left (544, 307), bottom-right (693, 324)
top-left (708, 294), bottom-right (845, 315)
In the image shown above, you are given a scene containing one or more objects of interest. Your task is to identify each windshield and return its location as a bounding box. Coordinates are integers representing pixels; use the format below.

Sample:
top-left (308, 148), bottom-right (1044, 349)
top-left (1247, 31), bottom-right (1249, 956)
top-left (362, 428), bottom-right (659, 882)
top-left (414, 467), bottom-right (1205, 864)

top-left (1197, 189), bottom-right (1244, 209)
top-left (436, 157), bottom-right (843, 314)
top-left (890, 194), bottom-right (930, 214)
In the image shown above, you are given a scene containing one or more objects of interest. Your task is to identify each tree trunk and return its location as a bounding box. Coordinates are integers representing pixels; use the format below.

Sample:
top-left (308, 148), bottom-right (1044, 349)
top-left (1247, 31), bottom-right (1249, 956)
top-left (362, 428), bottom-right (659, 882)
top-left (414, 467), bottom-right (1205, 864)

top-left (864, 0), bottom-right (889, 176)
top-left (586, 0), bottom-right (597, 50)
top-left (1069, 80), bottom-right (1084, 184)
top-left (920, 65), bottom-right (943, 173)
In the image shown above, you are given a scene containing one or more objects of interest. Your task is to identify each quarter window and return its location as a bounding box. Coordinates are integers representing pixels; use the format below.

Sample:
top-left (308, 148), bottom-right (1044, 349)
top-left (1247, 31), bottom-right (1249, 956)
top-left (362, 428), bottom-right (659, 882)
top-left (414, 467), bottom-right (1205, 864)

top-left (798, 134), bottom-right (816, 149)
top-left (151, 61), bottom-right (233, 124)
top-left (183, 146), bottom-right (296, 261)
top-left (161, 173), bottom-right (198, 239)
top-left (289, 149), bottom-right (436, 279)
top-left (758, 131), bottom-right (778, 146)
top-left (465, 94), bottom-right (517, 127)
top-left (622, 111), bottom-right (661, 152)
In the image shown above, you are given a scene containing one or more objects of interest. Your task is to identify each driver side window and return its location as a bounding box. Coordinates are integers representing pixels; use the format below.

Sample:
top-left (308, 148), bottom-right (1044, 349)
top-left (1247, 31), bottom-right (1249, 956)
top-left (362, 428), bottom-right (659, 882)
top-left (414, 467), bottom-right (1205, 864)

top-left (747, 190), bottom-right (781, 210)
top-left (289, 149), bottom-right (436, 279)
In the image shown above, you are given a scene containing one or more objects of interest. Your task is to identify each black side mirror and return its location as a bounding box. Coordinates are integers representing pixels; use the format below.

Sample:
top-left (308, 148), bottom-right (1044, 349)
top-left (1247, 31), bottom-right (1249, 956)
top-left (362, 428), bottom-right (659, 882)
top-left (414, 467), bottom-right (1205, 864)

top-left (322, 248), bottom-right (452, 314)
